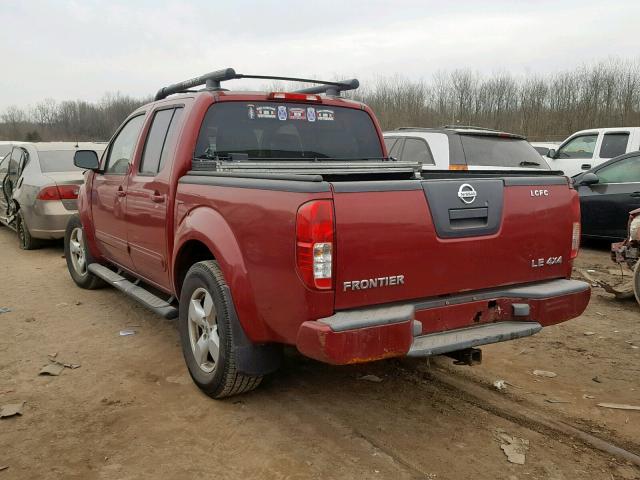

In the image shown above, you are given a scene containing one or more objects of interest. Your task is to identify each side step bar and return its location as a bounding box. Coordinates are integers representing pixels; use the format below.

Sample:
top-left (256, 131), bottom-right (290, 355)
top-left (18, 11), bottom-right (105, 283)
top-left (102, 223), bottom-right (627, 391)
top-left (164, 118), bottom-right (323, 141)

top-left (408, 321), bottom-right (542, 357)
top-left (88, 263), bottom-right (178, 319)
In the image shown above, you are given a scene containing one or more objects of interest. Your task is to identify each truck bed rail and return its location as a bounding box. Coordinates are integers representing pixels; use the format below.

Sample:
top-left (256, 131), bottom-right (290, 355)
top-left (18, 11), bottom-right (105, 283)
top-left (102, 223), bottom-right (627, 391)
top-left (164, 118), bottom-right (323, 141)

top-left (191, 158), bottom-right (423, 177)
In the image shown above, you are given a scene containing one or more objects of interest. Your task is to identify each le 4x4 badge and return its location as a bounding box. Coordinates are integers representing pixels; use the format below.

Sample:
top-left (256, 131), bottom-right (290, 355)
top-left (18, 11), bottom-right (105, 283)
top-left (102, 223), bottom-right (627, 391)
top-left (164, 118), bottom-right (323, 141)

top-left (277, 106), bottom-right (287, 121)
top-left (288, 108), bottom-right (306, 120)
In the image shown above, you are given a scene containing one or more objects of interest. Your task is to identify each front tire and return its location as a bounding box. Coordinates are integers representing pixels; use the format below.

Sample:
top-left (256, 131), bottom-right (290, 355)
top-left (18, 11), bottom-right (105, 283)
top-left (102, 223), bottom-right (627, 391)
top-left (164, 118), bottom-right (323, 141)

top-left (64, 215), bottom-right (104, 289)
top-left (17, 211), bottom-right (41, 250)
top-left (179, 260), bottom-right (262, 398)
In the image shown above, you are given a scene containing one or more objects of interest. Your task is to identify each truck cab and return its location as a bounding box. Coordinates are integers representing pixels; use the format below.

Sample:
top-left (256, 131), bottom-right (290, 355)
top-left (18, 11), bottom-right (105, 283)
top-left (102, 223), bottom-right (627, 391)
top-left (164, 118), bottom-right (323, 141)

top-left (546, 127), bottom-right (640, 177)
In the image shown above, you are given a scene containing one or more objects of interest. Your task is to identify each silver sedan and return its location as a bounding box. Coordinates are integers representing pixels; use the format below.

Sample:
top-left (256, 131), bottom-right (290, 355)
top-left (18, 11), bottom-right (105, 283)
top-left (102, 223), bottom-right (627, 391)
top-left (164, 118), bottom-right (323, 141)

top-left (0, 142), bottom-right (106, 249)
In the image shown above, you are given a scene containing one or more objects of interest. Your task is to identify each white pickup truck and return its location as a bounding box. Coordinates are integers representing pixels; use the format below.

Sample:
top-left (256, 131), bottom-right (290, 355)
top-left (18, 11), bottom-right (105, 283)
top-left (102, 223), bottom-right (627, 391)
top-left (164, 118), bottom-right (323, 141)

top-left (545, 127), bottom-right (640, 177)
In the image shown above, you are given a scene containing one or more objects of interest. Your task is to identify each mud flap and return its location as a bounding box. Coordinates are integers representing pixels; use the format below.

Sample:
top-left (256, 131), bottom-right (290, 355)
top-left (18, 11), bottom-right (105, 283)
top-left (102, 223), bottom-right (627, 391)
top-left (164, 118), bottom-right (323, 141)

top-left (222, 285), bottom-right (282, 376)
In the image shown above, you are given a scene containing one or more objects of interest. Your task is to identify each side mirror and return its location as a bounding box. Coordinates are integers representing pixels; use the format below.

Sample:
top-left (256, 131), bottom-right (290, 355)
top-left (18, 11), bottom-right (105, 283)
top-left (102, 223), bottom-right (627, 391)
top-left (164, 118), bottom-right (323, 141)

top-left (74, 150), bottom-right (100, 170)
top-left (547, 148), bottom-right (557, 159)
top-left (579, 172), bottom-right (599, 186)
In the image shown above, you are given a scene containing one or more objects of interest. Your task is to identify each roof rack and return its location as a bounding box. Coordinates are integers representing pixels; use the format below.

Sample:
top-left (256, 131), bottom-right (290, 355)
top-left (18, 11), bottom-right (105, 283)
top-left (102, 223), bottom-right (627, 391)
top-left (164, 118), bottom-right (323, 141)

top-left (441, 125), bottom-right (498, 131)
top-left (154, 68), bottom-right (360, 101)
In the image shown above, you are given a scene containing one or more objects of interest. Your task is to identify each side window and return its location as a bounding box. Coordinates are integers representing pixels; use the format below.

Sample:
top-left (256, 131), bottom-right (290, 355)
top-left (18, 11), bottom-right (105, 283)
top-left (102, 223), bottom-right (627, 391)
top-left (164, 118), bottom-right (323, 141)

top-left (104, 115), bottom-right (145, 175)
top-left (140, 109), bottom-right (174, 174)
top-left (139, 107), bottom-right (184, 175)
top-left (599, 132), bottom-right (629, 159)
top-left (388, 138), bottom-right (403, 159)
top-left (557, 134), bottom-right (598, 159)
top-left (401, 138), bottom-right (435, 165)
top-left (8, 148), bottom-right (25, 178)
top-left (159, 108), bottom-right (183, 172)
top-left (597, 155), bottom-right (640, 184)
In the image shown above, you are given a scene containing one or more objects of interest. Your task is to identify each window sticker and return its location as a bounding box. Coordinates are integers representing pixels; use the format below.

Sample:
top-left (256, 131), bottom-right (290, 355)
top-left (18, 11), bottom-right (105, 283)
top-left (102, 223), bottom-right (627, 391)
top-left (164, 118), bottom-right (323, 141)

top-left (247, 104), bottom-right (256, 120)
top-left (317, 109), bottom-right (335, 121)
top-left (277, 106), bottom-right (287, 121)
top-left (288, 107), bottom-right (306, 120)
top-left (256, 106), bottom-right (276, 119)
top-left (307, 107), bottom-right (316, 122)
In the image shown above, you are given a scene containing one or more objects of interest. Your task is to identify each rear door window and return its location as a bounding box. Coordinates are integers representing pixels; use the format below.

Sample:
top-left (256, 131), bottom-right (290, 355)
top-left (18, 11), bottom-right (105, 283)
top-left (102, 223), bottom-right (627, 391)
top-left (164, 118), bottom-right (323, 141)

top-left (557, 134), bottom-right (598, 159)
top-left (140, 108), bottom-right (184, 175)
top-left (400, 137), bottom-right (435, 165)
top-left (460, 135), bottom-right (548, 169)
top-left (195, 102), bottom-right (383, 160)
top-left (599, 132), bottom-right (629, 159)
top-left (388, 138), bottom-right (404, 159)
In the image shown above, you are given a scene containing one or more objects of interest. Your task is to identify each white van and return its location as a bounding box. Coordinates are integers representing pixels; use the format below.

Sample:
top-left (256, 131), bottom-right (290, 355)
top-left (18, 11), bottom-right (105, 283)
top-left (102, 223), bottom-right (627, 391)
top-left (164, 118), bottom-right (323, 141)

top-left (546, 127), bottom-right (640, 177)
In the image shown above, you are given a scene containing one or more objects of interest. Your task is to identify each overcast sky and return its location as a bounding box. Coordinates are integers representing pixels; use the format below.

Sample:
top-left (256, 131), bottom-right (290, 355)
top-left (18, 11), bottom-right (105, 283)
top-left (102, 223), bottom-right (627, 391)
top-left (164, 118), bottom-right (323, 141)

top-left (1, 0), bottom-right (639, 111)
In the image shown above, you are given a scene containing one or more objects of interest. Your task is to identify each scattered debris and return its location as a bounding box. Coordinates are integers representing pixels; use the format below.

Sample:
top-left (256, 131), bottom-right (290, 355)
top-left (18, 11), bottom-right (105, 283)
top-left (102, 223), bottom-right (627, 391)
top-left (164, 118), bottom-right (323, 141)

top-left (0, 390), bottom-right (15, 396)
top-left (533, 370), bottom-right (557, 378)
top-left (583, 331), bottom-right (596, 336)
top-left (583, 394), bottom-right (595, 400)
top-left (597, 403), bottom-right (640, 411)
top-left (0, 401), bottom-right (24, 418)
top-left (545, 398), bottom-right (571, 404)
top-left (0, 307), bottom-right (11, 314)
top-left (632, 346), bottom-right (639, 350)
top-left (586, 269), bottom-right (596, 273)
top-left (48, 357), bottom-right (81, 370)
top-left (39, 363), bottom-right (65, 376)
top-left (495, 431), bottom-right (529, 465)
top-left (359, 374), bottom-right (383, 383)
top-left (74, 301), bottom-right (82, 306)
top-left (48, 352), bottom-right (58, 359)
top-left (578, 269), bottom-right (634, 299)
top-left (24, 317), bottom-right (35, 323)
top-left (119, 329), bottom-right (137, 336)
top-left (592, 376), bottom-right (603, 383)
top-left (493, 379), bottom-right (507, 391)
top-left (55, 302), bottom-right (68, 307)
top-left (0, 465), bottom-right (8, 472)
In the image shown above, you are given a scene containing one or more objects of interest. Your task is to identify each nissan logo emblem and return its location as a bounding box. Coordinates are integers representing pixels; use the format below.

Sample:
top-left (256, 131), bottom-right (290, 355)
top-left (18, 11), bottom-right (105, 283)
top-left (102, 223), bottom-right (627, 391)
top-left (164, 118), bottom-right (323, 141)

top-left (458, 183), bottom-right (477, 204)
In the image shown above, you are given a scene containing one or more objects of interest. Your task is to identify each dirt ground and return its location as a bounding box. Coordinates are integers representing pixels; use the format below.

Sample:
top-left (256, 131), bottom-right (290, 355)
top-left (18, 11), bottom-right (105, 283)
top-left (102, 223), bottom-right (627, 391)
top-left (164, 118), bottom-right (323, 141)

top-left (0, 227), bottom-right (639, 480)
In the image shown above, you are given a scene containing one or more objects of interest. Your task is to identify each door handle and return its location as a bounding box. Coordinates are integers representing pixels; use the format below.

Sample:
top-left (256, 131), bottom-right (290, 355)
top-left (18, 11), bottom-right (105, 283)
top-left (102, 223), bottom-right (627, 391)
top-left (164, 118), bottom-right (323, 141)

top-left (630, 192), bottom-right (640, 198)
top-left (581, 164), bottom-right (591, 170)
top-left (116, 186), bottom-right (126, 197)
top-left (151, 191), bottom-right (165, 203)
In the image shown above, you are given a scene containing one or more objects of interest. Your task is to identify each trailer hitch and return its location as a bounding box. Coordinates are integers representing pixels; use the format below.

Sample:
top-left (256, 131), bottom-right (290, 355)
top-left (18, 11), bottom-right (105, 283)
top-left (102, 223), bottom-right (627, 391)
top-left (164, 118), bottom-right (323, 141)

top-left (445, 348), bottom-right (482, 366)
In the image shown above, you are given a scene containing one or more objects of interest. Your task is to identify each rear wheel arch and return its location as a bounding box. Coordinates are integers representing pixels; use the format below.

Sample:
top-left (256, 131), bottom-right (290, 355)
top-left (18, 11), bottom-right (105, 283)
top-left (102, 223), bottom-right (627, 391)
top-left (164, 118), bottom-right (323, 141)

top-left (172, 206), bottom-right (266, 341)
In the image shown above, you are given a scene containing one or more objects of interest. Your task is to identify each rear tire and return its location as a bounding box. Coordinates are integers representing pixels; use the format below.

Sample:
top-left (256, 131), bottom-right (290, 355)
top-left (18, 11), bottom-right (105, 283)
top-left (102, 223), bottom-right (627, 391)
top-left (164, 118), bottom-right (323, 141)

top-left (179, 260), bottom-right (262, 398)
top-left (64, 215), bottom-right (104, 289)
top-left (17, 211), bottom-right (41, 250)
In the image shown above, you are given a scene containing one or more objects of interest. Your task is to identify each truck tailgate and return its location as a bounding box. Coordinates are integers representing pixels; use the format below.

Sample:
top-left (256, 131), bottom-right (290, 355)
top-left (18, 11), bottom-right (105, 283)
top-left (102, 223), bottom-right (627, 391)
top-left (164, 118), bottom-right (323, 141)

top-left (333, 177), bottom-right (577, 310)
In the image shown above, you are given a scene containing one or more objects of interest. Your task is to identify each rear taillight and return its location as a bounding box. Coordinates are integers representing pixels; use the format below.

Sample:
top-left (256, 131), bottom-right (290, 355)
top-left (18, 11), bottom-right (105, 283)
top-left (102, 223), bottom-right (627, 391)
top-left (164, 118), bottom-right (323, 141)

top-left (296, 200), bottom-right (334, 290)
top-left (571, 222), bottom-right (580, 259)
top-left (570, 191), bottom-right (581, 259)
top-left (268, 92), bottom-right (321, 102)
top-left (37, 185), bottom-right (79, 201)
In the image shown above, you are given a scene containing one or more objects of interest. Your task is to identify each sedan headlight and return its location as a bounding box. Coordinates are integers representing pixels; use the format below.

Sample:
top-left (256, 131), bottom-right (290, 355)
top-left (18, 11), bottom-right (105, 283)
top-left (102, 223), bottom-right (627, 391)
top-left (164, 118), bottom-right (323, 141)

top-left (630, 216), bottom-right (640, 241)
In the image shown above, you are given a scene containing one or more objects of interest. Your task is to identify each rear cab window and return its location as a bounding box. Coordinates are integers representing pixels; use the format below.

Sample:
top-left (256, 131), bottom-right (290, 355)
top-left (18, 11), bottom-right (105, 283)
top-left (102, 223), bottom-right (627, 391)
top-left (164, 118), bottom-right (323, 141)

top-left (195, 102), bottom-right (383, 161)
top-left (400, 137), bottom-right (434, 165)
top-left (460, 134), bottom-right (548, 169)
top-left (599, 132), bottom-right (629, 159)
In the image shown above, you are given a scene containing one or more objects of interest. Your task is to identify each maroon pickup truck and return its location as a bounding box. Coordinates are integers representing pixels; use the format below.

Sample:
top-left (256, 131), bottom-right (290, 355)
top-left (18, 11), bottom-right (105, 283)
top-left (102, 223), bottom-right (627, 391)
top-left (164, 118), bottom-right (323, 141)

top-left (64, 69), bottom-right (590, 398)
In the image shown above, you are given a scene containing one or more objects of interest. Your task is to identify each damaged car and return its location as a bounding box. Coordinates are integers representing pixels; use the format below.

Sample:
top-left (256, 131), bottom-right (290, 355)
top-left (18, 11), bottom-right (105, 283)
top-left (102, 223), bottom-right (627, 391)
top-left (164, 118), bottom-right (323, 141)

top-left (0, 142), bottom-right (106, 249)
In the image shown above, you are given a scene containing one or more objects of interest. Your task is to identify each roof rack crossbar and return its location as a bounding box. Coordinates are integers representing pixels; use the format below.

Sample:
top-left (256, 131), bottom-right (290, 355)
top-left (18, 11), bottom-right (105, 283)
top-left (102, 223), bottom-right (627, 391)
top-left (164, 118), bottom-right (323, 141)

top-left (154, 68), bottom-right (360, 101)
